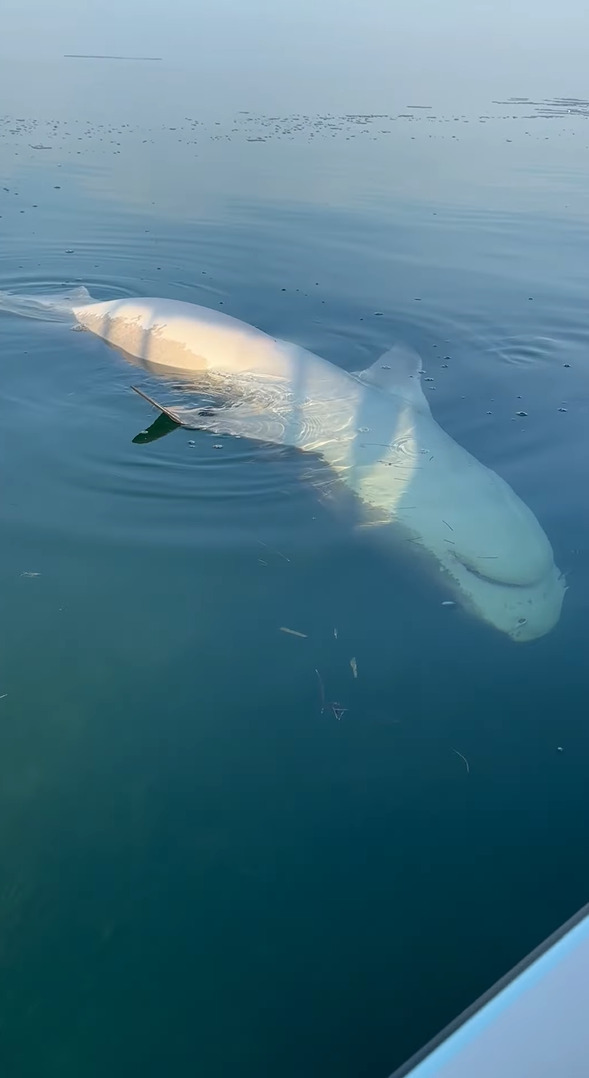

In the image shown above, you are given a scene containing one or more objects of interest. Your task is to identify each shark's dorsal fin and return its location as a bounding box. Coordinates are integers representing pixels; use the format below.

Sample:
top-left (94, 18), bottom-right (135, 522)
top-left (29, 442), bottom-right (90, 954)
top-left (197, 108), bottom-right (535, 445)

top-left (353, 344), bottom-right (431, 414)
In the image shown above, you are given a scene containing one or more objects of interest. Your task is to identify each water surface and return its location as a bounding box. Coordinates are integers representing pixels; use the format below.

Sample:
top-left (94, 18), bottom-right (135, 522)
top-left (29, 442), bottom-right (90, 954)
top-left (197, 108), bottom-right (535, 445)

top-left (1, 58), bottom-right (589, 1078)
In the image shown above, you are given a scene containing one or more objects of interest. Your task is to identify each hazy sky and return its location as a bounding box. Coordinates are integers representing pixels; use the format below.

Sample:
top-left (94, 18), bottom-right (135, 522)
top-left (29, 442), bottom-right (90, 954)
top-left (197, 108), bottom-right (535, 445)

top-left (2, 0), bottom-right (588, 114)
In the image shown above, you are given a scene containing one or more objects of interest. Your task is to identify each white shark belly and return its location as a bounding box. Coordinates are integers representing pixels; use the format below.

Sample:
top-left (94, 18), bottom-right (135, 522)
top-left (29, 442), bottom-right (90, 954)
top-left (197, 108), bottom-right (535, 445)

top-left (73, 295), bottom-right (356, 447)
top-left (73, 296), bottom-right (325, 383)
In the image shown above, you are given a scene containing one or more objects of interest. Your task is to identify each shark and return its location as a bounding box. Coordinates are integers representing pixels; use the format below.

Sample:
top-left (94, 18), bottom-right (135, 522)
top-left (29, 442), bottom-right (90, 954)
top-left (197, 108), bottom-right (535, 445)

top-left (0, 286), bottom-right (566, 640)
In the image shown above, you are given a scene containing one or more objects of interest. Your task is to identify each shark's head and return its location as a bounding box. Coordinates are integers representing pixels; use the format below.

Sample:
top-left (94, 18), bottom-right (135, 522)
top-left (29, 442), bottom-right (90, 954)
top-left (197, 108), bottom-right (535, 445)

top-left (343, 347), bottom-right (566, 643)
top-left (428, 464), bottom-right (566, 642)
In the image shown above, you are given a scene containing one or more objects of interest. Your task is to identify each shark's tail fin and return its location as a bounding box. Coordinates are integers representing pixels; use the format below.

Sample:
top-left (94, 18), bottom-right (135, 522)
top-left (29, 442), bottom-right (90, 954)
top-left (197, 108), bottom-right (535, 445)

top-left (0, 285), bottom-right (92, 323)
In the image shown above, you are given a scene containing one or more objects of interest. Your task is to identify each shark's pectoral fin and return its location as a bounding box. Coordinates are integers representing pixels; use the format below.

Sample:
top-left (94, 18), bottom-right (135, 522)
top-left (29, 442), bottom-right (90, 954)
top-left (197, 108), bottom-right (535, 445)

top-left (131, 385), bottom-right (288, 446)
top-left (353, 343), bottom-right (431, 415)
top-left (131, 384), bottom-right (225, 427)
top-left (131, 386), bottom-right (186, 425)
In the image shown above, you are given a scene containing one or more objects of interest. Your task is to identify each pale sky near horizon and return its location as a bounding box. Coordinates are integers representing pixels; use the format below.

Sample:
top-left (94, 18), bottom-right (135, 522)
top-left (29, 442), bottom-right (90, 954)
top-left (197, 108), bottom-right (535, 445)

top-left (1, 0), bottom-right (588, 117)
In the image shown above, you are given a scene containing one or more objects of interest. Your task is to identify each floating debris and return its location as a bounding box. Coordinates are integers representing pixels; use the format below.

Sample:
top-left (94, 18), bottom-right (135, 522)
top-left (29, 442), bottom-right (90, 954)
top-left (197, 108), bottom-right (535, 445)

top-left (515, 410), bottom-right (528, 417)
top-left (279, 626), bottom-right (307, 638)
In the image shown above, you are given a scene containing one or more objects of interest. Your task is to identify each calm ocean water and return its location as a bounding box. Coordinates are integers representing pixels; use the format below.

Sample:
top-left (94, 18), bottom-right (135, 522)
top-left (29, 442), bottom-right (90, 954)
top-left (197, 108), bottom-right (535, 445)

top-left (1, 55), bottom-right (589, 1078)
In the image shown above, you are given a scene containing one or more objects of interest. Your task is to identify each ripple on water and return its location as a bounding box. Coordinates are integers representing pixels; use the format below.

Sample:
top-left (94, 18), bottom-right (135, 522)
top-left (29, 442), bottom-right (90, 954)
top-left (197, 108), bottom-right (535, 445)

top-left (0, 270), bottom-right (138, 302)
top-left (488, 333), bottom-right (579, 370)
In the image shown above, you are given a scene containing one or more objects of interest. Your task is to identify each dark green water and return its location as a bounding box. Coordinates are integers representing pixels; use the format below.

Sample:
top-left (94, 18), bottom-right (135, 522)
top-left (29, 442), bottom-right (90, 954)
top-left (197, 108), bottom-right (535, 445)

top-left (1, 62), bottom-right (589, 1077)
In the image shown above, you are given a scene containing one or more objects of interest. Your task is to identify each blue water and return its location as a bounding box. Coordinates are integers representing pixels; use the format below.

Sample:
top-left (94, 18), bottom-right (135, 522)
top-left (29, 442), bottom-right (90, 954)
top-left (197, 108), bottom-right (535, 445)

top-left (1, 61), bottom-right (589, 1078)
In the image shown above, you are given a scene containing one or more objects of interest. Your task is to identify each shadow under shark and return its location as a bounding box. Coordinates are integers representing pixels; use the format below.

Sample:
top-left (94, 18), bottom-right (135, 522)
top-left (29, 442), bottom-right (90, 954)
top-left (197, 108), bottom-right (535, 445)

top-left (0, 286), bottom-right (566, 641)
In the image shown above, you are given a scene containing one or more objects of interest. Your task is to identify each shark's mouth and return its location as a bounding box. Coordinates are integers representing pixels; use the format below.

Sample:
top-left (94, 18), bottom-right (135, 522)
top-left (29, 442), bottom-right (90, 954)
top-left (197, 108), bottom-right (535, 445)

top-left (453, 552), bottom-right (533, 590)
top-left (446, 548), bottom-right (565, 641)
top-left (451, 543), bottom-right (553, 589)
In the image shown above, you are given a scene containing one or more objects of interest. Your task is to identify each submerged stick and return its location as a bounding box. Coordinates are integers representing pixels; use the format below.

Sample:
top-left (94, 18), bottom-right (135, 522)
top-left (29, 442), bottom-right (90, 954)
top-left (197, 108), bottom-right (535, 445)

top-left (257, 539), bottom-right (291, 564)
top-left (315, 669), bottom-right (326, 712)
top-left (451, 748), bottom-right (470, 774)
